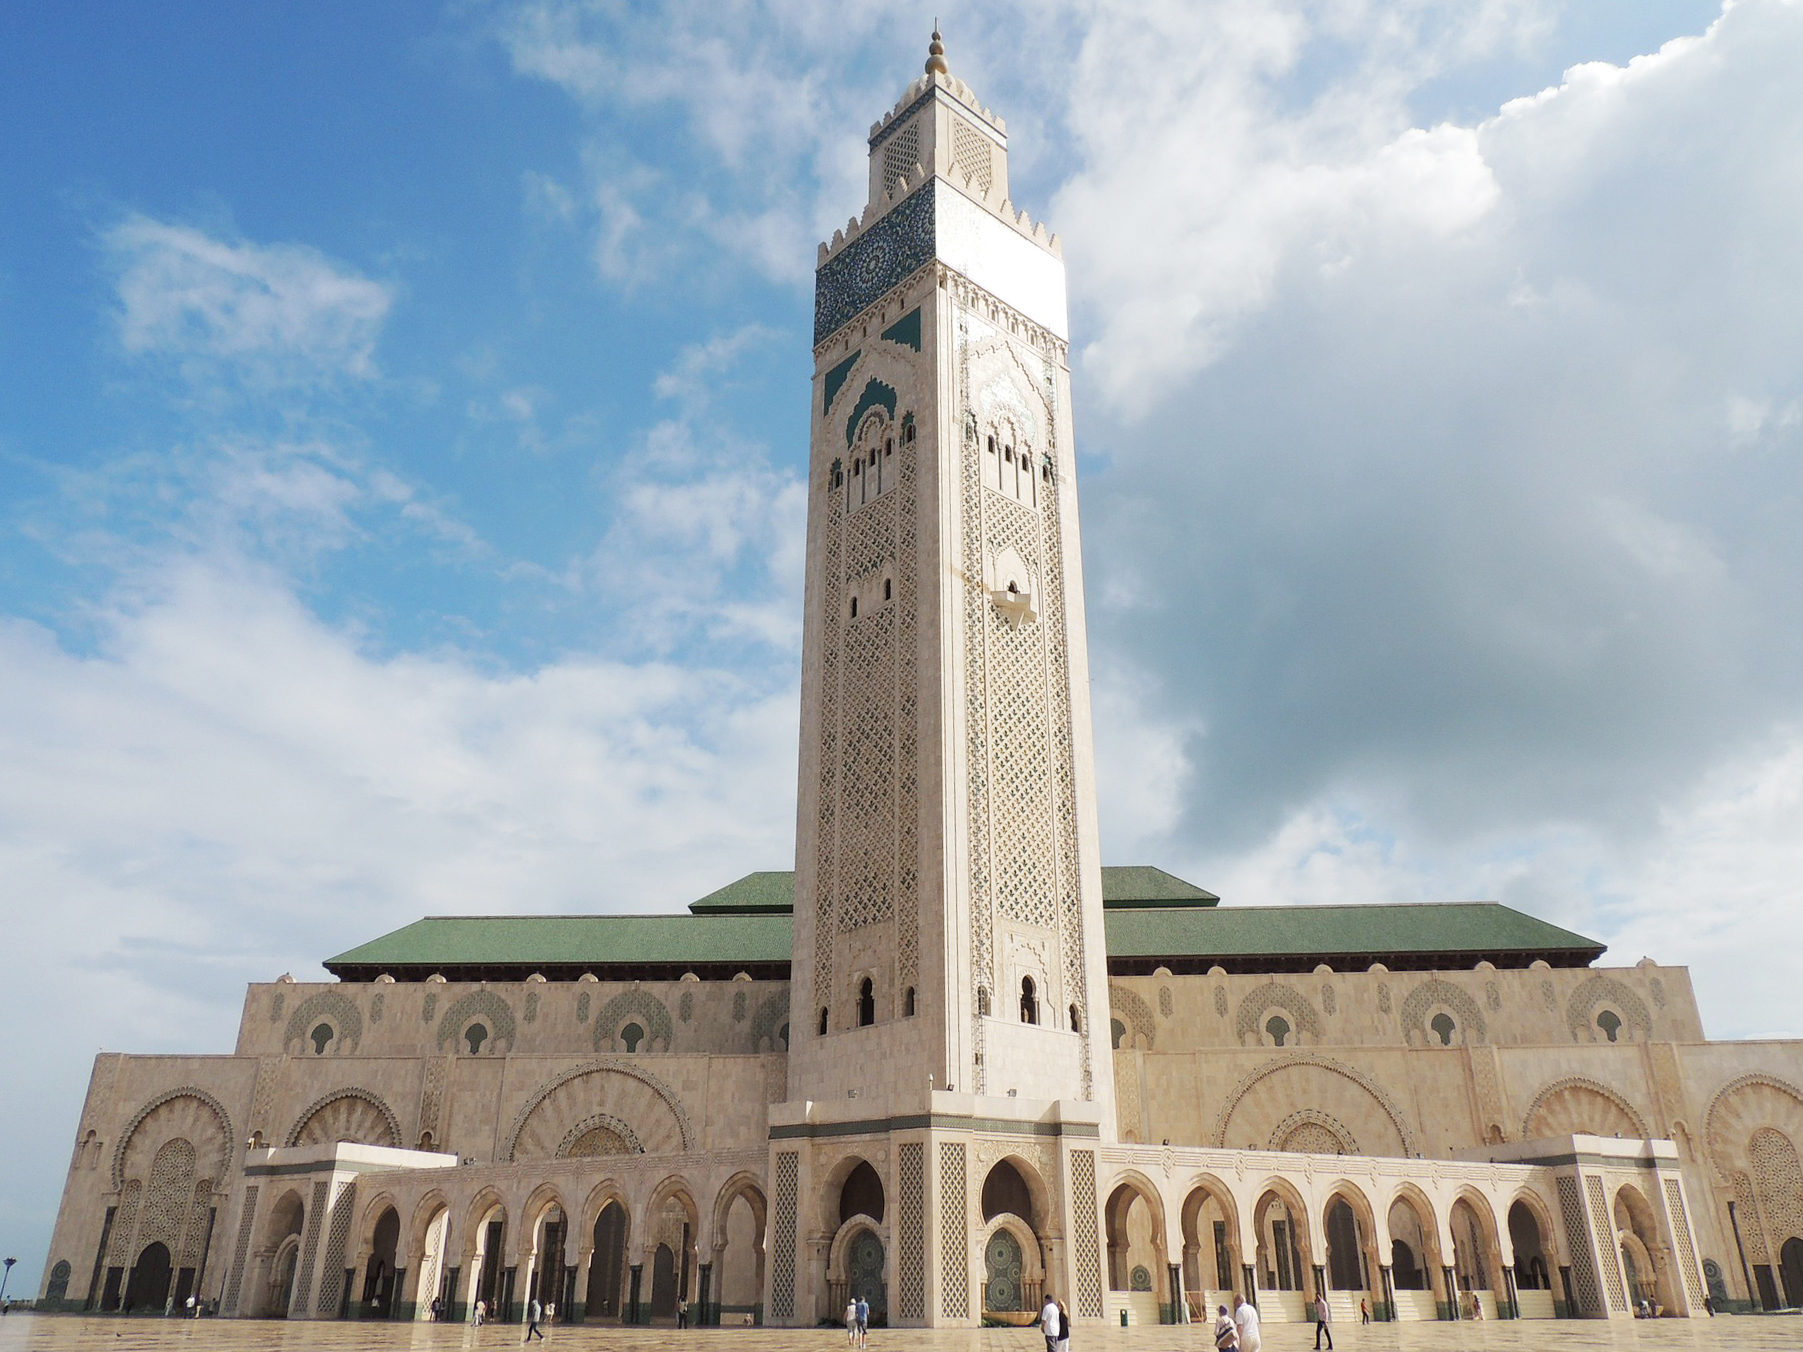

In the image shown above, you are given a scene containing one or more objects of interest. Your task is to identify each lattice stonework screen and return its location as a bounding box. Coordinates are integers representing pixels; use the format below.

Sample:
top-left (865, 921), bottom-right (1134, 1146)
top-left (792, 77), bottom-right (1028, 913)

top-left (1584, 1175), bottom-right (1627, 1313)
top-left (314, 1180), bottom-right (358, 1314)
top-left (939, 1142), bottom-right (969, 1318)
top-left (771, 1153), bottom-right (799, 1320)
top-left (1070, 1149), bottom-right (1104, 1318)
top-left (952, 120), bottom-right (992, 198)
top-left (882, 119), bottom-right (921, 194)
top-left (897, 1143), bottom-right (926, 1321)
top-left (1663, 1178), bottom-right (1705, 1307)
top-left (222, 1185), bottom-right (259, 1312)
top-left (1554, 1176), bottom-right (1601, 1316)
top-left (294, 1180), bottom-right (331, 1316)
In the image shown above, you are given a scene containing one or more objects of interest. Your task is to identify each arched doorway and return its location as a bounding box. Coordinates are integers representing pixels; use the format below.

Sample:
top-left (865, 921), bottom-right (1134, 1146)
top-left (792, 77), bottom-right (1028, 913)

top-left (413, 1204), bottom-right (450, 1320)
top-left (846, 1229), bottom-right (886, 1322)
top-left (126, 1242), bottom-right (172, 1314)
top-left (1781, 1238), bottom-right (1803, 1309)
top-left (713, 1180), bottom-right (767, 1326)
top-left (528, 1205), bottom-right (567, 1315)
top-left (1253, 1186), bottom-right (1313, 1319)
top-left (1507, 1197), bottom-right (1556, 1318)
top-left (361, 1207), bottom-right (400, 1317)
top-left (271, 1240), bottom-right (300, 1319)
top-left (1386, 1193), bottom-right (1442, 1320)
top-left (1180, 1180), bottom-right (1239, 1319)
top-left (586, 1201), bottom-right (629, 1320)
top-left (841, 1161), bottom-right (885, 1224)
top-left (985, 1230), bottom-right (1025, 1311)
top-left (1450, 1196), bottom-right (1500, 1319)
top-left (650, 1243), bottom-right (678, 1319)
top-left (1613, 1185), bottom-right (1677, 1315)
top-left (468, 1203), bottom-right (508, 1321)
top-left (1323, 1191), bottom-right (1376, 1302)
top-left (1104, 1179), bottom-right (1166, 1303)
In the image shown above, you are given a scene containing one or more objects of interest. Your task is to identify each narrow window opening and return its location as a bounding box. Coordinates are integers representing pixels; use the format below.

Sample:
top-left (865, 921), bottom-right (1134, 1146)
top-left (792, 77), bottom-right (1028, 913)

top-left (853, 459), bottom-right (861, 475)
top-left (1265, 1014), bottom-right (1290, 1048)
top-left (1430, 1012), bottom-right (1456, 1046)
top-left (904, 987), bottom-right (916, 1017)
top-left (466, 1022), bottom-right (490, 1055)
top-left (819, 1007), bottom-right (829, 1036)
top-left (1004, 446), bottom-right (1014, 464)
top-left (884, 578), bottom-right (892, 601)
top-left (850, 596), bottom-right (858, 618)
top-left (976, 986), bottom-right (991, 1017)
top-left (1597, 1010), bottom-right (1623, 1043)
top-left (987, 435), bottom-right (996, 455)
top-left (858, 978), bottom-right (876, 1027)
top-left (1020, 976), bottom-right (1039, 1024)
top-left (310, 1023), bottom-right (333, 1055)
top-left (1110, 1018), bottom-right (1126, 1050)
top-left (618, 1022), bottom-right (643, 1053)
top-left (1069, 1004), bottom-right (1081, 1033)
top-left (905, 423), bottom-right (915, 443)
top-left (885, 438), bottom-right (893, 456)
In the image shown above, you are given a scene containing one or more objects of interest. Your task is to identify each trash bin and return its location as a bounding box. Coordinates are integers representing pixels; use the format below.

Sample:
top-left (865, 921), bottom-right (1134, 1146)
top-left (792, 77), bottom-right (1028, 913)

top-left (1120, 1309), bottom-right (1129, 1327)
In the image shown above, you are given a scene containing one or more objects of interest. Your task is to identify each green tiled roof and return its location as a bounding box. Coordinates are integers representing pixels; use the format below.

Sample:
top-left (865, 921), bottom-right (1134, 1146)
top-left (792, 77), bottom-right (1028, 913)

top-left (325, 872), bottom-right (1602, 979)
top-left (1103, 902), bottom-right (1603, 973)
top-left (684, 866), bottom-right (1218, 914)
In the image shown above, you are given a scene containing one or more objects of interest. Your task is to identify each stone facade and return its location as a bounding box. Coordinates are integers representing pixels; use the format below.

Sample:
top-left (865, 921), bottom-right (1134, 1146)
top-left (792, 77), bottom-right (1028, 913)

top-left (34, 34), bottom-right (1803, 1330)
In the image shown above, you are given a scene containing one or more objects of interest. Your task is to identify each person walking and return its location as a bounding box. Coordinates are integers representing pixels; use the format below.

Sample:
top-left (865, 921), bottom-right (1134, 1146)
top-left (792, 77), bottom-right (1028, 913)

top-left (845, 1296), bottom-right (859, 1346)
top-left (473, 1297), bottom-right (486, 1327)
top-left (1213, 1304), bottom-right (1237, 1350)
top-left (1056, 1299), bottom-right (1071, 1352)
top-left (855, 1293), bottom-right (870, 1348)
top-left (1312, 1293), bottom-right (1333, 1350)
top-left (677, 1295), bottom-right (688, 1329)
top-left (1359, 1298), bottom-right (1368, 1325)
top-left (431, 1296), bottom-right (443, 1322)
top-left (1233, 1293), bottom-right (1261, 1352)
top-left (1041, 1293), bottom-right (1061, 1352)
top-left (524, 1296), bottom-right (544, 1341)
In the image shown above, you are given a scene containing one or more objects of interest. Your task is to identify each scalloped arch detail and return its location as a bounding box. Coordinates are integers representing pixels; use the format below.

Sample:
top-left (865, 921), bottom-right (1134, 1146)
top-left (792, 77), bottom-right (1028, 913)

top-left (112, 1087), bottom-right (235, 1191)
top-left (1107, 985), bottom-right (1156, 1049)
top-left (284, 1088), bottom-right (402, 1149)
top-left (1211, 1054), bottom-right (1419, 1157)
top-left (1704, 1073), bottom-right (1803, 1182)
top-left (502, 1059), bottom-right (694, 1161)
top-left (283, 990), bottom-right (363, 1055)
top-left (593, 990), bottom-right (673, 1052)
top-left (1234, 983), bottom-right (1322, 1043)
top-left (1565, 974), bottom-right (1653, 1042)
top-left (435, 990), bottom-right (517, 1053)
top-left (1519, 1076), bottom-right (1649, 1141)
top-left (1399, 978), bottom-right (1487, 1045)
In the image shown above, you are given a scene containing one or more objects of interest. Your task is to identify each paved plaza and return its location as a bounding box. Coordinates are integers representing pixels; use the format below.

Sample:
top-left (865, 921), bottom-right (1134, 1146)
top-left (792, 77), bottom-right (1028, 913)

top-left (4, 1317), bottom-right (1802, 1352)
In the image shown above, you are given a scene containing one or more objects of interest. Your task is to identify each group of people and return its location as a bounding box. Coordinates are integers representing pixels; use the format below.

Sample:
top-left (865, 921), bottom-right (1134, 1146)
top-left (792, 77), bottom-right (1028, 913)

top-left (1039, 1295), bottom-right (1072, 1352)
top-left (843, 1293), bottom-right (872, 1348)
top-left (1210, 1292), bottom-right (1338, 1352)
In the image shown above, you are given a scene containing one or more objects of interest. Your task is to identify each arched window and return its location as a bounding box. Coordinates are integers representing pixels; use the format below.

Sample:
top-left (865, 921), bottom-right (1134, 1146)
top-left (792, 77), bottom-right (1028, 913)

top-left (618, 1022), bottom-right (643, 1053)
top-left (310, 1023), bottom-right (334, 1055)
top-left (905, 421), bottom-right (915, 443)
top-left (819, 1006), bottom-right (829, 1036)
top-left (904, 987), bottom-right (916, 1017)
top-left (466, 1022), bottom-right (490, 1054)
top-left (1597, 1010), bottom-right (1623, 1042)
top-left (1265, 1014), bottom-right (1290, 1047)
top-left (1110, 1019), bottom-right (1126, 1049)
top-left (858, 978), bottom-right (876, 1027)
top-left (977, 987), bottom-right (991, 1017)
top-left (1020, 976), bottom-right (1039, 1025)
top-left (1069, 1004), bottom-right (1081, 1033)
top-left (1430, 1012), bottom-right (1456, 1045)
top-left (884, 578), bottom-right (892, 601)
top-left (850, 596), bottom-right (858, 619)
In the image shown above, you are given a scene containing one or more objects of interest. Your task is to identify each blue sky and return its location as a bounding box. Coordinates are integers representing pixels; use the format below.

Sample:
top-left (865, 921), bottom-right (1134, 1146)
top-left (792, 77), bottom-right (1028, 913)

top-left (4, 0), bottom-right (1801, 1288)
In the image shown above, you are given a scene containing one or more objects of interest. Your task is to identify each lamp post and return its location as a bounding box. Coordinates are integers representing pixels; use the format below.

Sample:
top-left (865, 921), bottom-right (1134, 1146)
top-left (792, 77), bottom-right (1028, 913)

top-left (0, 1256), bottom-right (16, 1309)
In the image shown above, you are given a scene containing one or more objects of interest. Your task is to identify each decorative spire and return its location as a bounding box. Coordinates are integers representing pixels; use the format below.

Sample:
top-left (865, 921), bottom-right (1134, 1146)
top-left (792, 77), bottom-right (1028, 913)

top-left (925, 24), bottom-right (948, 76)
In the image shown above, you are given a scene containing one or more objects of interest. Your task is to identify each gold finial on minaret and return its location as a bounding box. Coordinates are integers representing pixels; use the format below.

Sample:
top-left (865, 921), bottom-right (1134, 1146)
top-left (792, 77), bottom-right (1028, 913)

top-left (925, 24), bottom-right (948, 75)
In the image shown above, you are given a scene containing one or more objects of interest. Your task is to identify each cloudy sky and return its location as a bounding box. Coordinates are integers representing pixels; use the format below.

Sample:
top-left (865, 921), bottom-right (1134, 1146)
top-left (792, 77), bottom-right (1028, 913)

top-left (2, 0), bottom-right (1799, 1284)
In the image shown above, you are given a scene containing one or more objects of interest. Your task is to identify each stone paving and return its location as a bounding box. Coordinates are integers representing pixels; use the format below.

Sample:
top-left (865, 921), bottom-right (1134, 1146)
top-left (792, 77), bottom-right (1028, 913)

top-left (4, 1316), bottom-right (1803, 1352)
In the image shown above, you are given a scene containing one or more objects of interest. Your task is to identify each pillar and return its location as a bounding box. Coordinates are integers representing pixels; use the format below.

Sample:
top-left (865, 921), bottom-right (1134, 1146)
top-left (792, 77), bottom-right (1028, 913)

top-left (628, 1264), bottom-right (642, 1325)
top-left (698, 1263), bottom-right (712, 1327)
top-left (1441, 1265), bottom-right (1457, 1320)
top-left (1379, 1265), bottom-right (1395, 1322)
top-left (1241, 1263), bottom-right (1258, 1308)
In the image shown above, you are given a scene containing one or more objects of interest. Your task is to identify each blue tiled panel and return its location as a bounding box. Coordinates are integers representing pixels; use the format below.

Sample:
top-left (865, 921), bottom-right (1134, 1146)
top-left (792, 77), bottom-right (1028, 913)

top-left (814, 185), bottom-right (936, 344)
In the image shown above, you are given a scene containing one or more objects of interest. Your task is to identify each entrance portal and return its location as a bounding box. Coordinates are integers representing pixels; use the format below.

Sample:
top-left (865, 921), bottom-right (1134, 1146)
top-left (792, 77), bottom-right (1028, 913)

top-left (847, 1231), bottom-right (886, 1322)
top-left (985, 1230), bottom-right (1025, 1311)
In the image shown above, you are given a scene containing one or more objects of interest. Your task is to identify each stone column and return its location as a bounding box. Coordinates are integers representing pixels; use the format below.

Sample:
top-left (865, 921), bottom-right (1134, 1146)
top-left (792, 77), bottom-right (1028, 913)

top-left (1441, 1265), bottom-right (1458, 1320)
top-left (1379, 1265), bottom-right (1395, 1322)
top-left (1167, 1263), bottom-right (1184, 1324)
top-left (628, 1264), bottom-right (642, 1325)
top-left (1502, 1264), bottom-right (1519, 1320)
top-left (1241, 1263), bottom-right (1258, 1308)
top-left (697, 1263), bottom-right (712, 1327)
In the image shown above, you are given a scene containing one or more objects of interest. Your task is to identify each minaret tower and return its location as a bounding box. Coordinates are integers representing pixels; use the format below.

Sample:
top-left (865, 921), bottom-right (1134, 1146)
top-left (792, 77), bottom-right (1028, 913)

top-left (766, 33), bottom-right (1115, 1327)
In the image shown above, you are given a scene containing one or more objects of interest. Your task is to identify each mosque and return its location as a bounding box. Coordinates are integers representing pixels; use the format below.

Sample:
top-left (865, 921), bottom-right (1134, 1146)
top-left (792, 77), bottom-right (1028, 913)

top-left (36, 32), bottom-right (1803, 1329)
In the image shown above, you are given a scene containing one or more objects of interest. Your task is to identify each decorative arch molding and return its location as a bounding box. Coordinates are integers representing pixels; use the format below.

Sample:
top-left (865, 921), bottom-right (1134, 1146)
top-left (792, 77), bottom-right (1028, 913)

top-left (593, 990), bottom-right (673, 1053)
top-left (827, 1214), bottom-right (887, 1281)
top-left (1234, 983), bottom-right (1322, 1044)
top-left (112, 1087), bottom-right (234, 1191)
top-left (1565, 974), bottom-right (1652, 1042)
top-left (711, 1171), bottom-right (770, 1244)
top-left (1211, 1054), bottom-right (1420, 1157)
top-left (556, 1113), bottom-right (645, 1159)
top-left (1269, 1108), bottom-right (1359, 1155)
top-left (1519, 1076), bottom-right (1649, 1142)
top-left (435, 989), bottom-right (517, 1053)
top-left (1704, 1073), bottom-right (1803, 1182)
top-left (502, 1059), bottom-right (695, 1161)
top-left (749, 992), bottom-right (791, 1053)
top-left (1398, 979), bottom-right (1487, 1045)
top-left (1107, 985), bottom-right (1156, 1049)
top-left (283, 990), bottom-right (364, 1055)
top-left (284, 1087), bottom-right (402, 1150)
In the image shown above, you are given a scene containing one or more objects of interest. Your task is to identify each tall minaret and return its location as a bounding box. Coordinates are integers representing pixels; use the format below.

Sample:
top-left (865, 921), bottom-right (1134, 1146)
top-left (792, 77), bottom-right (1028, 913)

top-left (786, 31), bottom-right (1115, 1129)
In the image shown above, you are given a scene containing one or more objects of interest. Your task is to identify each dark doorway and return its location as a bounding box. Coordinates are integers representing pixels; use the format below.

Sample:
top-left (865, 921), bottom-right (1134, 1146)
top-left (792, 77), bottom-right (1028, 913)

top-left (982, 1160), bottom-right (1034, 1224)
top-left (363, 1208), bottom-right (400, 1315)
top-left (650, 1244), bottom-right (677, 1318)
top-left (840, 1161), bottom-right (885, 1224)
top-left (1326, 1199), bottom-right (1363, 1290)
top-left (1781, 1238), bottom-right (1803, 1309)
top-left (587, 1203), bottom-right (628, 1319)
top-left (125, 1242), bottom-right (172, 1313)
top-left (847, 1230), bottom-right (887, 1322)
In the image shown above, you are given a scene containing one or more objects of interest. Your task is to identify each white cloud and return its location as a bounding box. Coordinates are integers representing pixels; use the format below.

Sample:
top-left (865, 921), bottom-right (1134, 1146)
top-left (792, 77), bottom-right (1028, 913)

top-left (106, 215), bottom-right (393, 386)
